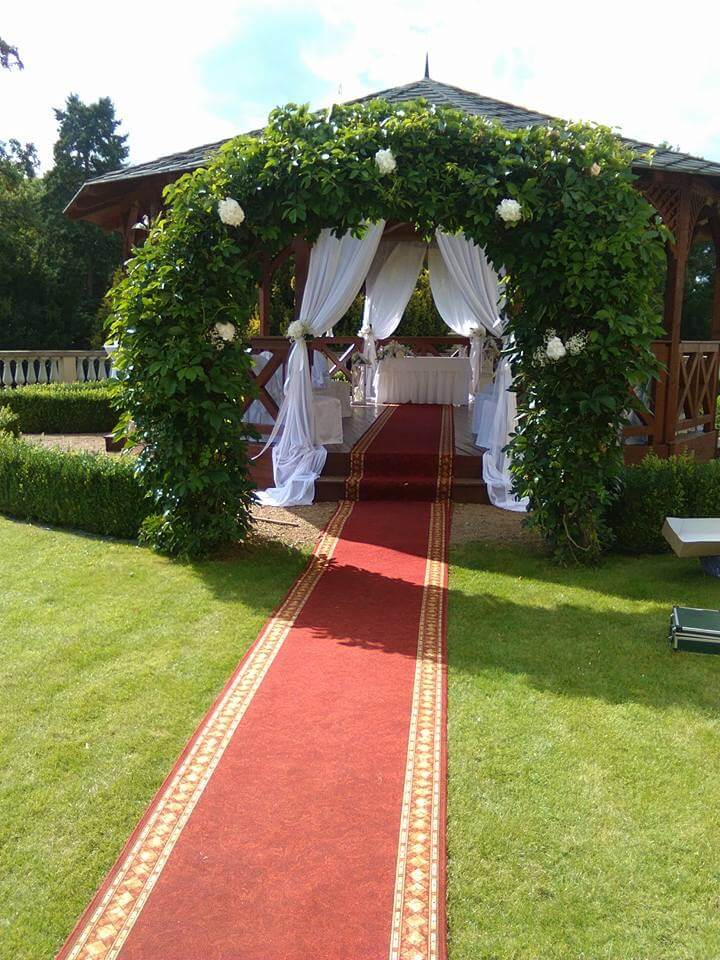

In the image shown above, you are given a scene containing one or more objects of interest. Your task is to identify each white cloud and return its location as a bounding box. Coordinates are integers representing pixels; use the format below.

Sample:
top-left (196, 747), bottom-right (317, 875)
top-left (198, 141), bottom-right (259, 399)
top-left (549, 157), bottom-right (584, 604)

top-left (3, 0), bottom-right (719, 173)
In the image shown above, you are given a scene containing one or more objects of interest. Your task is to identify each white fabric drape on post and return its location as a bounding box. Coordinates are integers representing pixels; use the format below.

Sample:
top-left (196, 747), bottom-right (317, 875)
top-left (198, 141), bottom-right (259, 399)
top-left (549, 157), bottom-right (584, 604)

top-left (360, 240), bottom-right (426, 400)
top-left (481, 352), bottom-right (528, 512)
top-left (256, 221), bottom-right (385, 506)
top-left (431, 229), bottom-right (526, 513)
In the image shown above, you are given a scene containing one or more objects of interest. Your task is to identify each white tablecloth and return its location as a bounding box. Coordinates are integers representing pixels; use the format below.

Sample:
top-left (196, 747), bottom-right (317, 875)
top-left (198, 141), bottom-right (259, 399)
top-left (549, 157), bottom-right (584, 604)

top-left (374, 357), bottom-right (471, 406)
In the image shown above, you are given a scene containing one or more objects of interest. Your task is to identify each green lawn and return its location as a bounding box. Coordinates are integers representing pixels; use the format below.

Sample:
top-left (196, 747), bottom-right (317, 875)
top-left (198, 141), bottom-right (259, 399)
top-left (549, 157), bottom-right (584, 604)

top-left (2, 519), bottom-right (720, 959)
top-left (0, 518), bottom-right (306, 960)
top-left (448, 543), bottom-right (720, 959)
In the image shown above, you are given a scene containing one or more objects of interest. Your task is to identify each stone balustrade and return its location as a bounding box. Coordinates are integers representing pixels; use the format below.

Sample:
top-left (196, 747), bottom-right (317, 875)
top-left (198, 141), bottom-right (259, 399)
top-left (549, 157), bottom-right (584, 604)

top-left (0, 349), bottom-right (114, 388)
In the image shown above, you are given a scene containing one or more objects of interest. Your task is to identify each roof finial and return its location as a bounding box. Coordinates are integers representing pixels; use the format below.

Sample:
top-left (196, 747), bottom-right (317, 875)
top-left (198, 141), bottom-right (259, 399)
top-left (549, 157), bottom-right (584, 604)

top-left (424, 52), bottom-right (430, 79)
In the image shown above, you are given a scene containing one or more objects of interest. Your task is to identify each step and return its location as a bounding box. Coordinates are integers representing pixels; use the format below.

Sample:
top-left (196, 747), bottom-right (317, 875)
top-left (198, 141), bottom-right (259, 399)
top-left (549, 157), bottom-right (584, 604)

top-left (315, 475), bottom-right (489, 504)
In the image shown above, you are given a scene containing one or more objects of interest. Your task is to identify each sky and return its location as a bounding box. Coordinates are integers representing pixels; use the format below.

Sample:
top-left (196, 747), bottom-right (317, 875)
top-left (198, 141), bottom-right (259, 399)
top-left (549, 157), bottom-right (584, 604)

top-left (2, 0), bottom-right (720, 173)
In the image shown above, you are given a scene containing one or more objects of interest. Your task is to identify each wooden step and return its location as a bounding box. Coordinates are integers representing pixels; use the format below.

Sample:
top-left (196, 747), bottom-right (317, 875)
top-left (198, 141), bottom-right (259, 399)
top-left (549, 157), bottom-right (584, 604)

top-left (314, 475), bottom-right (489, 504)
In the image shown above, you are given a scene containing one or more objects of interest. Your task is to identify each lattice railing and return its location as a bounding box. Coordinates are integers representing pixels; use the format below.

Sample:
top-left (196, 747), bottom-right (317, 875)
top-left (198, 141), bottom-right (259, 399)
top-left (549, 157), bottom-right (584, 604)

top-left (674, 341), bottom-right (720, 434)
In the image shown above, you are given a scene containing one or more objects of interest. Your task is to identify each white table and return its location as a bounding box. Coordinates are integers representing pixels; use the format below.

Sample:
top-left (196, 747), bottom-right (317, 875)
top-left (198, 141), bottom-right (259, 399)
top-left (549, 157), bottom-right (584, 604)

top-left (374, 357), bottom-right (472, 406)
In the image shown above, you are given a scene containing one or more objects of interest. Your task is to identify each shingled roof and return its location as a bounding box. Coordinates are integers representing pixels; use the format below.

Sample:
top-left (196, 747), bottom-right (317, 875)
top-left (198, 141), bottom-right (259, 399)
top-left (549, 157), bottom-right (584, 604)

top-left (66, 77), bottom-right (720, 224)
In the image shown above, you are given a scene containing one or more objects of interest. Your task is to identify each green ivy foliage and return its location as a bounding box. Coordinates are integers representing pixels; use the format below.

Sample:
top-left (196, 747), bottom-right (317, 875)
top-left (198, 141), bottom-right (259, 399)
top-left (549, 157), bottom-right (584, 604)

top-left (109, 99), bottom-right (667, 560)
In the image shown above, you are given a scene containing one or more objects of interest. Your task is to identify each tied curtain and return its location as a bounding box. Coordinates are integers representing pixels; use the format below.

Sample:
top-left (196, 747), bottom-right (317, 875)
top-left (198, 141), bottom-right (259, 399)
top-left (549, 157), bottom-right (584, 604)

top-left (256, 221), bottom-right (385, 507)
top-left (360, 240), bottom-right (426, 399)
top-left (429, 230), bottom-right (527, 513)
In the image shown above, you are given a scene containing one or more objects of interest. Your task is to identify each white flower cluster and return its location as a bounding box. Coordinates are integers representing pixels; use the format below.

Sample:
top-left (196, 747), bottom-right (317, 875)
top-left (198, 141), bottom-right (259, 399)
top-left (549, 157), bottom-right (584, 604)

top-left (218, 197), bottom-right (245, 226)
top-left (468, 325), bottom-right (486, 339)
top-left (533, 329), bottom-right (588, 366)
top-left (359, 322), bottom-right (374, 338)
top-left (287, 320), bottom-right (312, 341)
top-left (590, 162), bottom-right (601, 177)
top-left (211, 321), bottom-right (236, 349)
top-left (496, 197), bottom-right (522, 224)
top-left (378, 339), bottom-right (412, 360)
top-left (374, 148), bottom-right (397, 176)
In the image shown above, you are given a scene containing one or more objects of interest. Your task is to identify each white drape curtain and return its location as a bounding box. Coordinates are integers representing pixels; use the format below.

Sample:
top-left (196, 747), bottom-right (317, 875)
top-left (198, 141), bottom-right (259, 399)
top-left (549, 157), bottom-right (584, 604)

top-left (256, 221), bottom-right (385, 506)
top-left (360, 240), bottom-right (426, 399)
top-left (431, 229), bottom-right (526, 513)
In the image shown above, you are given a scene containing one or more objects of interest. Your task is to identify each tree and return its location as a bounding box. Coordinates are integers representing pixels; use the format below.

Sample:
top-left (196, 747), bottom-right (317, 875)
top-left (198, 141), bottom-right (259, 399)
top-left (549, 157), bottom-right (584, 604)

top-left (0, 139), bottom-right (39, 178)
top-left (40, 95), bottom-right (128, 348)
top-left (0, 37), bottom-right (23, 70)
top-left (0, 94), bottom-right (129, 349)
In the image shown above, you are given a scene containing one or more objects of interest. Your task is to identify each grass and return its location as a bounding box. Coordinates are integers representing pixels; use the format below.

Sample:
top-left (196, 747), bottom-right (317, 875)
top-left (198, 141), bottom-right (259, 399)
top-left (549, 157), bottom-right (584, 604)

top-left (448, 542), bottom-right (720, 959)
top-left (3, 519), bottom-right (720, 958)
top-left (0, 517), bottom-right (306, 960)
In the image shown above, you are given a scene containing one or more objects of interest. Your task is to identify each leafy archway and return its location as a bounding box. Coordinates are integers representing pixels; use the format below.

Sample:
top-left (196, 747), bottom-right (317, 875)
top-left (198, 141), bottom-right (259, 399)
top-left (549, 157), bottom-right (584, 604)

top-left (110, 99), bottom-right (667, 561)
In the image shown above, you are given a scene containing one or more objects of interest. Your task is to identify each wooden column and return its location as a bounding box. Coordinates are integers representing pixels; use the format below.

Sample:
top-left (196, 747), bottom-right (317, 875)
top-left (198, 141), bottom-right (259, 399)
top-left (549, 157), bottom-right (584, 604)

top-left (663, 190), bottom-right (691, 448)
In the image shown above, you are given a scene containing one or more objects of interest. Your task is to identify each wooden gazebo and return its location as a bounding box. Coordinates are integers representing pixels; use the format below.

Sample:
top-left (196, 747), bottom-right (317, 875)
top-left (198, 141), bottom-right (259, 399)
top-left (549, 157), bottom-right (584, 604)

top-left (66, 76), bottom-right (720, 467)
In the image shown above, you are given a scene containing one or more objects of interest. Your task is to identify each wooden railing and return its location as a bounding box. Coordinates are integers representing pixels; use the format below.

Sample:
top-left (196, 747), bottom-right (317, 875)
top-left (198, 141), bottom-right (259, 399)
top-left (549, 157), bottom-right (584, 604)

top-left (0, 349), bottom-right (114, 388)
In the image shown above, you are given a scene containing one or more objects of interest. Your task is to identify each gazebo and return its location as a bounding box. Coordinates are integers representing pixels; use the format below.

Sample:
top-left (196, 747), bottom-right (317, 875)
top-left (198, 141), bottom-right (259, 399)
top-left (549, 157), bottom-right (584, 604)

top-left (66, 74), bottom-right (720, 503)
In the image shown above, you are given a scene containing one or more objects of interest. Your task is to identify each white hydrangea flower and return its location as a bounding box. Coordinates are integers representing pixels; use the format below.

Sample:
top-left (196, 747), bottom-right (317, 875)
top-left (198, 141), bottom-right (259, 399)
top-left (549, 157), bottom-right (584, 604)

top-left (496, 198), bottom-right (522, 224)
top-left (218, 197), bottom-right (245, 226)
top-left (546, 335), bottom-right (567, 361)
top-left (213, 321), bottom-right (236, 343)
top-left (374, 147), bottom-right (397, 175)
top-left (566, 331), bottom-right (588, 355)
top-left (287, 320), bottom-right (310, 341)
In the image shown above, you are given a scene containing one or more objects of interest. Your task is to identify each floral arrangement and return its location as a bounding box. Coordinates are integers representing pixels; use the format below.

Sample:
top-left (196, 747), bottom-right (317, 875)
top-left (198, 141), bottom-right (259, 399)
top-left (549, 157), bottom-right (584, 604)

top-left (351, 350), bottom-right (371, 365)
top-left (533, 329), bottom-right (589, 366)
top-left (496, 197), bottom-right (522, 224)
top-left (218, 197), bottom-right (245, 226)
top-left (286, 320), bottom-right (313, 342)
top-left (374, 148), bottom-right (397, 175)
top-left (378, 340), bottom-right (412, 361)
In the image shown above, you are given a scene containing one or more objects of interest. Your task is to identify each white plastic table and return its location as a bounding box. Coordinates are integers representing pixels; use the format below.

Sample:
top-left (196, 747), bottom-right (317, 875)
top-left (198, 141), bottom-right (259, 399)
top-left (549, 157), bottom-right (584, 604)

top-left (374, 357), bottom-right (471, 406)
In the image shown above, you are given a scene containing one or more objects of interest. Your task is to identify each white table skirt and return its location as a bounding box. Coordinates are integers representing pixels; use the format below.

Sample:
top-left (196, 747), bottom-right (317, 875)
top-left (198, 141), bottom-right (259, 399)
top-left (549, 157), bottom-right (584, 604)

top-left (313, 395), bottom-right (343, 445)
top-left (374, 357), bottom-right (471, 406)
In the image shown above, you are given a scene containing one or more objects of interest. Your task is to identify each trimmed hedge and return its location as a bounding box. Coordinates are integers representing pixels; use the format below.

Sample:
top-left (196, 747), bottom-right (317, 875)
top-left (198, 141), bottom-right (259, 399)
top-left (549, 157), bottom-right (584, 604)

top-left (0, 381), bottom-right (121, 434)
top-left (0, 405), bottom-right (21, 437)
top-left (607, 454), bottom-right (720, 553)
top-left (0, 434), bottom-right (150, 540)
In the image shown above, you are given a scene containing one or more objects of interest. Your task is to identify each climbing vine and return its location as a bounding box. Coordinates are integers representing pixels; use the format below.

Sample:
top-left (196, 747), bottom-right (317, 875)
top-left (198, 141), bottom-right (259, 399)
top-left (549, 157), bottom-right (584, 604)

top-left (109, 98), bottom-right (666, 560)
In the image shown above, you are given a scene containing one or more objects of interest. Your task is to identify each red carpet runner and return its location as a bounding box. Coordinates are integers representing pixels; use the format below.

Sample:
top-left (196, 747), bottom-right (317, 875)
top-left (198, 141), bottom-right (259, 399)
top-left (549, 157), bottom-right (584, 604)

top-left (58, 405), bottom-right (451, 960)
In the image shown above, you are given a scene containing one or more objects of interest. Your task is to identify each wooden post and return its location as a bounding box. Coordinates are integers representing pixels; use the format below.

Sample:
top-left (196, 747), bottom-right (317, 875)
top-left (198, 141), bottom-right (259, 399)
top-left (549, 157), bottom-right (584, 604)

top-left (663, 190), bottom-right (691, 449)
